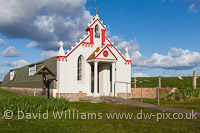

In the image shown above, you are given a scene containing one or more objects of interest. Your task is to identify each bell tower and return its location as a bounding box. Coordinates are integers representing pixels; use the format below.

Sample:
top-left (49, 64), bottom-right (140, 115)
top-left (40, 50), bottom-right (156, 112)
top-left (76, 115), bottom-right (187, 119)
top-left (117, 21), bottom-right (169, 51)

top-left (85, 7), bottom-right (106, 47)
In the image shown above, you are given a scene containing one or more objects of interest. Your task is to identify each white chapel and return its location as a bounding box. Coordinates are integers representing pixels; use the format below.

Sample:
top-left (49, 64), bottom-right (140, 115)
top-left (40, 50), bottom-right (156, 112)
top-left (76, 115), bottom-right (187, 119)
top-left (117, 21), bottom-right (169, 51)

top-left (55, 11), bottom-right (132, 101)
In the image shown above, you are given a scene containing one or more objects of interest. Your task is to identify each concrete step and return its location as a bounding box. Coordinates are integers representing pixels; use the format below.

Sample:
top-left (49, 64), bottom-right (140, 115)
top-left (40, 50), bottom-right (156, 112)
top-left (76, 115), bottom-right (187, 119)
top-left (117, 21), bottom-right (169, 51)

top-left (79, 96), bottom-right (93, 102)
top-left (79, 96), bottom-right (103, 103)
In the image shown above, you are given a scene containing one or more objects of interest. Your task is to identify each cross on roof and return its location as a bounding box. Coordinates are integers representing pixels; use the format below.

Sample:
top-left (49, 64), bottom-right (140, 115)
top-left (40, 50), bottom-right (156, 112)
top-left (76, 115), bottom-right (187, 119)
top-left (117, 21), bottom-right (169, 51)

top-left (59, 41), bottom-right (64, 47)
top-left (94, 6), bottom-right (98, 15)
top-left (125, 47), bottom-right (129, 53)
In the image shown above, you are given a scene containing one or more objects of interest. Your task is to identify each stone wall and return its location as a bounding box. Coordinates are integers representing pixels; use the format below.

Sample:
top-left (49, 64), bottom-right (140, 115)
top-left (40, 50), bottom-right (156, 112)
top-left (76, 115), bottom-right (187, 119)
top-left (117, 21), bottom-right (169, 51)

top-left (159, 87), bottom-right (177, 94)
top-left (56, 93), bottom-right (87, 102)
top-left (1, 87), bottom-right (53, 97)
top-left (132, 88), bottom-right (157, 99)
top-left (131, 88), bottom-right (175, 99)
top-left (117, 93), bottom-right (132, 99)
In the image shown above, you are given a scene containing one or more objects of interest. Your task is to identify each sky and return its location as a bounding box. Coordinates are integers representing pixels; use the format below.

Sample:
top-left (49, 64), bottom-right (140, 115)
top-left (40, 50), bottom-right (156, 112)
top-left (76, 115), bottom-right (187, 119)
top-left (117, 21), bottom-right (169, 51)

top-left (0, 0), bottom-right (200, 81)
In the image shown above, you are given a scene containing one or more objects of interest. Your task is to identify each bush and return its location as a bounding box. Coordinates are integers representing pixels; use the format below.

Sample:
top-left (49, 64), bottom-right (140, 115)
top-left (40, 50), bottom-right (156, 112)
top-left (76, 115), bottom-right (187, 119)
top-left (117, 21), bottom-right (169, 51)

top-left (162, 88), bottom-right (200, 101)
top-left (0, 96), bottom-right (68, 115)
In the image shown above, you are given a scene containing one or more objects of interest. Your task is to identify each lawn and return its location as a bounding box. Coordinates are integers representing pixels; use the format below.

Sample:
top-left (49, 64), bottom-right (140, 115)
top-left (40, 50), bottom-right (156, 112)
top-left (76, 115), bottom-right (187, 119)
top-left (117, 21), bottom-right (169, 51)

top-left (0, 88), bottom-right (24, 98)
top-left (131, 76), bottom-right (200, 89)
top-left (0, 89), bottom-right (200, 132)
top-left (131, 98), bottom-right (200, 112)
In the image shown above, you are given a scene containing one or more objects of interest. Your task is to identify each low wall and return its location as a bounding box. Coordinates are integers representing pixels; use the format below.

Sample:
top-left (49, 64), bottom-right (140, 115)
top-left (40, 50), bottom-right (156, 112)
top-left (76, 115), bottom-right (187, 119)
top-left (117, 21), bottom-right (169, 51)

top-left (56, 93), bottom-right (87, 102)
top-left (117, 93), bottom-right (132, 99)
top-left (131, 88), bottom-right (175, 99)
top-left (1, 87), bottom-right (54, 97)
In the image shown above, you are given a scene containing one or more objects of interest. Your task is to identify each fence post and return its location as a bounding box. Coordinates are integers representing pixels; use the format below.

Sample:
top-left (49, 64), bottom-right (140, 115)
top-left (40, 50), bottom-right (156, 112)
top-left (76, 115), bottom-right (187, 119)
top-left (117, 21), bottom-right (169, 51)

top-left (126, 83), bottom-right (128, 99)
top-left (141, 85), bottom-right (143, 102)
top-left (114, 82), bottom-right (116, 97)
top-left (193, 71), bottom-right (197, 89)
top-left (134, 77), bottom-right (136, 89)
top-left (158, 87), bottom-right (160, 106)
top-left (159, 76), bottom-right (161, 89)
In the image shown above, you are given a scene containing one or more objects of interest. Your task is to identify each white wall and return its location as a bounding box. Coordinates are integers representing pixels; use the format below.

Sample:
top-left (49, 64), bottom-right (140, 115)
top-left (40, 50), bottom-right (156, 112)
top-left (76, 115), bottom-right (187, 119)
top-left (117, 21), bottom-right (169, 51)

top-left (56, 16), bottom-right (131, 97)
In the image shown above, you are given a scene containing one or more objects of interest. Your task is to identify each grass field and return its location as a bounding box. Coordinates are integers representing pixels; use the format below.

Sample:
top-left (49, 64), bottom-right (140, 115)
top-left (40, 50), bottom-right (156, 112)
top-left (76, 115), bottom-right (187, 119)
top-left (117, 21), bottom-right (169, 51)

top-left (132, 98), bottom-right (200, 112)
top-left (0, 89), bottom-right (200, 132)
top-left (131, 76), bottom-right (200, 89)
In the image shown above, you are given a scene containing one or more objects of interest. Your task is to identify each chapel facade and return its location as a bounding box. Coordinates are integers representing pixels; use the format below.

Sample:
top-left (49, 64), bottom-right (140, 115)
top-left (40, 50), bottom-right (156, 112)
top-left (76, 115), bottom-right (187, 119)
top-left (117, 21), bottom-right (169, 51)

top-left (55, 13), bottom-right (132, 100)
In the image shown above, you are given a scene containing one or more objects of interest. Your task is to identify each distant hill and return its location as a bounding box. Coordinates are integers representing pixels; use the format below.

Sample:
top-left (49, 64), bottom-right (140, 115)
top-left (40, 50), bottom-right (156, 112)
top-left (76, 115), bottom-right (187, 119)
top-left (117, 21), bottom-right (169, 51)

top-left (131, 76), bottom-right (200, 89)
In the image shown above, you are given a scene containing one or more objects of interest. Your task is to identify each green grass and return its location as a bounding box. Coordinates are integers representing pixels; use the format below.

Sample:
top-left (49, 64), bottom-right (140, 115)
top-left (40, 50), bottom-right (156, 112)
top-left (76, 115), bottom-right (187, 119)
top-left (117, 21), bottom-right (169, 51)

top-left (0, 89), bottom-right (68, 115)
top-left (162, 88), bottom-right (200, 101)
top-left (132, 98), bottom-right (200, 112)
top-left (0, 89), bottom-right (200, 132)
top-left (0, 96), bottom-right (68, 115)
top-left (131, 76), bottom-right (200, 89)
top-left (0, 89), bottom-right (24, 98)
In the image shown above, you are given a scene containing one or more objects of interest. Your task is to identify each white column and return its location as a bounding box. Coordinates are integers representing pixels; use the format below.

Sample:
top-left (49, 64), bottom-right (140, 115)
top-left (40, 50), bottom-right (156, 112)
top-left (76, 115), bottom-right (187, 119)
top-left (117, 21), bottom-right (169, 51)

top-left (94, 61), bottom-right (99, 97)
top-left (103, 64), bottom-right (109, 96)
top-left (111, 62), bottom-right (116, 96)
top-left (87, 64), bottom-right (92, 96)
top-left (57, 58), bottom-right (66, 98)
top-left (103, 64), bottom-right (107, 96)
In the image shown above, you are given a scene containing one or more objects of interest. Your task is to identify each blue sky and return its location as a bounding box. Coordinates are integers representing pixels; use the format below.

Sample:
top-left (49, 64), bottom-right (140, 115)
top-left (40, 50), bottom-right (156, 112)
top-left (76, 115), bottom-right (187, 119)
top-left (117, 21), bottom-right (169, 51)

top-left (0, 0), bottom-right (200, 80)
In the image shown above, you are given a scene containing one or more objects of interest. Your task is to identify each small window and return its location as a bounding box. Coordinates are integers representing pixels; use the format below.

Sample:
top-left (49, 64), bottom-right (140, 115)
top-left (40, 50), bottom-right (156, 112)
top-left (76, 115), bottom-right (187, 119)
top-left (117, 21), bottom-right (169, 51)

top-left (29, 65), bottom-right (36, 76)
top-left (10, 70), bottom-right (15, 80)
top-left (95, 24), bottom-right (100, 38)
top-left (77, 55), bottom-right (84, 81)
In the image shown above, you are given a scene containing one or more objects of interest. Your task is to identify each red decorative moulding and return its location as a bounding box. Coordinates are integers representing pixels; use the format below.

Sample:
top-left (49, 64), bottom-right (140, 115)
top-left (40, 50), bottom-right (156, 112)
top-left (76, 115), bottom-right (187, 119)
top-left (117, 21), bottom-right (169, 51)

top-left (56, 56), bottom-right (67, 61)
top-left (103, 50), bottom-right (108, 57)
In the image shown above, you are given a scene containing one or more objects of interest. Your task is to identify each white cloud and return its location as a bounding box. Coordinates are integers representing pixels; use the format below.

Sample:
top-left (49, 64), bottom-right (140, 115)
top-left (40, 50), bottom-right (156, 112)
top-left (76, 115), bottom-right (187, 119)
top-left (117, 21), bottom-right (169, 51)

top-left (163, 69), bottom-right (177, 77)
top-left (0, 0), bottom-right (93, 50)
top-left (0, 38), bottom-right (6, 45)
top-left (111, 36), bottom-right (139, 53)
top-left (25, 41), bottom-right (38, 48)
top-left (0, 70), bottom-right (8, 81)
top-left (41, 50), bottom-right (58, 59)
top-left (135, 67), bottom-right (149, 71)
top-left (131, 48), bottom-right (200, 70)
top-left (188, 4), bottom-right (197, 13)
top-left (161, 0), bottom-right (166, 3)
top-left (111, 35), bottom-right (200, 70)
top-left (132, 73), bottom-right (150, 77)
top-left (11, 60), bottom-right (29, 68)
top-left (1, 60), bottom-right (29, 68)
top-left (1, 46), bottom-right (22, 57)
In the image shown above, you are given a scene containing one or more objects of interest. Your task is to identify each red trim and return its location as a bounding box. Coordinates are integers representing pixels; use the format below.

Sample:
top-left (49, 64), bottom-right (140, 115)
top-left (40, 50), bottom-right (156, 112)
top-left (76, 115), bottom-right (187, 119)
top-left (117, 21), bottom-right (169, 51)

top-left (56, 56), bottom-right (67, 61)
top-left (90, 28), bottom-right (94, 44)
top-left (103, 50), bottom-right (108, 57)
top-left (88, 19), bottom-right (106, 30)
top-left (105, 37), bottom-right (127, 61)
top-left (106, 46), bottom-right (118, 60)
top-left (82, 43), bottom-right (93, 47)
top-left (95, 45), bottom-right (118, 60)
top-left (95, 58), bottom-right (117, 61)
top-left (79, 91), bottom-right (82, 93)
top-left (66, 35), bottom-right (90, 57)
top-left (82, 42), bottom-right (94, 48)
top-left (101, 29), bottom-right (105, 45)
top-left (85, 27), bottom-right (89, 31)
top-left (125, 60), bottom-right (132, 65)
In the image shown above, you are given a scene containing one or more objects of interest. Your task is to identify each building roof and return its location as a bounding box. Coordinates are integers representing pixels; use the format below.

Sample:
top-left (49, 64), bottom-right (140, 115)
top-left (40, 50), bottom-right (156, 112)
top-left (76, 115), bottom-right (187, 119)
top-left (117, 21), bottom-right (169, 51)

top-left (1, 57), bottom-right (57, 88)
top-left (87, 47), bottom-right (101, 60)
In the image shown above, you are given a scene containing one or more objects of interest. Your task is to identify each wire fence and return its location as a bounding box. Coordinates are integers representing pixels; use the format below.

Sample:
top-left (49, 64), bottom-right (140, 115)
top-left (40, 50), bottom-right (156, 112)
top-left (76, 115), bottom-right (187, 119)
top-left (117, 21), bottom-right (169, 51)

top-left (114, 81), bottom-right (161, 106)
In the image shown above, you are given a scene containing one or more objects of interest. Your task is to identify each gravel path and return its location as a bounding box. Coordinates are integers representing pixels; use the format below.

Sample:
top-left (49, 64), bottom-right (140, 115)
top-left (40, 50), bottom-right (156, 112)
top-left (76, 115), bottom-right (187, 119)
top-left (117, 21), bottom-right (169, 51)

top-left (103, 96), bottom-right (200, 117)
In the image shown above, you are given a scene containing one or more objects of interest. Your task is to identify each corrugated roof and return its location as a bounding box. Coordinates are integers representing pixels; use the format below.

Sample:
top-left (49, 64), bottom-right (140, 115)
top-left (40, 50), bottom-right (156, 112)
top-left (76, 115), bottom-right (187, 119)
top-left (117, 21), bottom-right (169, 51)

top-left (1, 57), bottom-right (57, 88)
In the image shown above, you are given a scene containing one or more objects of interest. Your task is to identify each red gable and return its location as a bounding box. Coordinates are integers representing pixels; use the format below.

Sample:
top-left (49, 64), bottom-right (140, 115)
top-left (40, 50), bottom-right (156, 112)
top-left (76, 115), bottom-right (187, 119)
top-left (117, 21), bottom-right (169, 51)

top-left (95, 45), bottom-right (117, 61)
